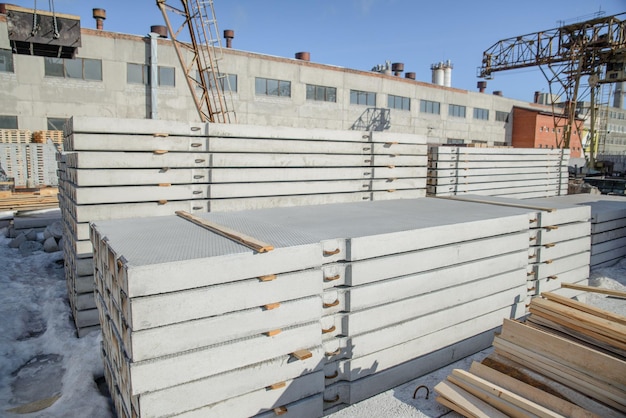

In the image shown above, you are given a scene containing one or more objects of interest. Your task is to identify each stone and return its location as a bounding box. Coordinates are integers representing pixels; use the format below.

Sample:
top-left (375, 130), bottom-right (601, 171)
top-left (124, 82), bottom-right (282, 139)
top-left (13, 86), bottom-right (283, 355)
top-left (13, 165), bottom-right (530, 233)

top-left (47, 221), bottom-right (64, 239)
top-left (25, 229), bottom-right (38, 241)
top-left (19, 240), bottom-right (43, 255)
top-left (43, 237), bottom-right (59, 253)
top-left (8, 233), bottom-right (27, 249)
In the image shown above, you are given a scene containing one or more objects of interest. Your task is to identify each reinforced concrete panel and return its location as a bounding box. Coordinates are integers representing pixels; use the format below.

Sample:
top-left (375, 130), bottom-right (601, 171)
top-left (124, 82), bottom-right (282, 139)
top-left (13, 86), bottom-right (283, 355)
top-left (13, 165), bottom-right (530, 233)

top-left (175, 371), bottom-right (323, 418)
top-left (124, 271), bottom-right (321, 331)
top-left (322, 269), bottom-right (524, 338)
top-left (126, 322), bottom-right (321, 395)
top-left (65, 116), bottom-right (207, 137)
top-left (135, 348), bottom-right (324, 417)
top-left (90, 214), bottom-right (324, 297)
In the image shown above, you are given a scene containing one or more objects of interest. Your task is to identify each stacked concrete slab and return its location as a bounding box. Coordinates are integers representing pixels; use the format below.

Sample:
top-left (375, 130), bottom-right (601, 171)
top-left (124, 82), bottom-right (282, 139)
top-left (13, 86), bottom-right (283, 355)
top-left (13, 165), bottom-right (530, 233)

top-left (90, 198), bottom-right (543, 417)
top-left (58, 116), bottom-right (428, 335)
top-left (546, 194), bottom-right (626, 268)
top-left (427, 146), bottom-right (569, 199)
top-left (0, 142), bottom-right (58, 187)
top-left (443, 195), bottom-right (592, 304)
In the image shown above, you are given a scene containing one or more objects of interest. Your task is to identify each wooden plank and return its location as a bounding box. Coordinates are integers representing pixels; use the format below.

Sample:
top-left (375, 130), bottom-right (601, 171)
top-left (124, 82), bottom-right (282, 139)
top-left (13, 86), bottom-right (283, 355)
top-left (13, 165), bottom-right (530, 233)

top-left (493, 337), bottom-right (626, 411)
top-left (434, 381), bottom-right (509, 418)
top-left (175, 210), bottom-right (274, 253)
top-left (558, 284), bottom-right (626, 300)
top-left (529, 298), bottom-right (626, 346)
top-left (499, 319), bottom-right (626, 388)
top-left (469, 361), bottom-right (600, 418)
top-left (448, 373), bottom-right (560, 418)
top-left (541, 292), bottom-right (626, 325)
top-left (435, 395), bottom-right (479, 418)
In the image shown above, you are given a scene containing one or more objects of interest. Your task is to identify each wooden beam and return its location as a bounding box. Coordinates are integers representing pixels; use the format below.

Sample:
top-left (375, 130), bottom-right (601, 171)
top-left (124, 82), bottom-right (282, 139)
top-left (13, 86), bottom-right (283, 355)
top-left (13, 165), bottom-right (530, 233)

top-left (435, 380), bottom-right (509, 418)
top-left (541, 291), bottom-right (626, 325)
top-left (175, 211), bottom-right (274, 253)
top-left (558, 283), bottom-right (626, 300)
top-left (469, 361), bottom-right (600, 418)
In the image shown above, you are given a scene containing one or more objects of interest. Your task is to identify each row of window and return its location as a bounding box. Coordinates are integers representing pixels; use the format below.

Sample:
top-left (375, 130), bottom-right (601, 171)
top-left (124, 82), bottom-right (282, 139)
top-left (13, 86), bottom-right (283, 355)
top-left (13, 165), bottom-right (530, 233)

top-left (0, 51), bottom-right (508, 122)
top-left (0, 116), bottom-right (67, 130)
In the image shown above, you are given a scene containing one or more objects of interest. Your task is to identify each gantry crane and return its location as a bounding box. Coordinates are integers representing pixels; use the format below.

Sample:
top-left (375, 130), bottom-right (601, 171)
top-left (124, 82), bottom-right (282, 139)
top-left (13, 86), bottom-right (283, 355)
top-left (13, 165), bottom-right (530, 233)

top-left (156, 0), bottom-right (236, 123)
top-left (478, 12), bottom-right (626, 167)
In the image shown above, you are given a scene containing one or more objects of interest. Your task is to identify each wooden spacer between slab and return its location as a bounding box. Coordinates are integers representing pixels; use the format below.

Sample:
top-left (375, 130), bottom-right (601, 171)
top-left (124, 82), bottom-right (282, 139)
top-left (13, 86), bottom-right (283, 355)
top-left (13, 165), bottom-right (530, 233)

top-left (153, 133), bottom-right (168, 137)
top-left (158, 200), bottom-right (168, 205)
top-left (544, 243), bottom-right (556, 248)
top-left (273, 406), bottom-right (288, 416)
top-left (264, 329), bottom-right (281, 337)
top-left (266, 381), bottom-right (286, 390)
top-left (259, 274), bottom-right (277, 282)
top-left (153, 149), bottom-right (168, 154)
top-left (291, 349), bottom-right (313, 360)
top-left (158, 183), bottom-right (171, 187)
top-left (263, 302), bottom-right (280, 310)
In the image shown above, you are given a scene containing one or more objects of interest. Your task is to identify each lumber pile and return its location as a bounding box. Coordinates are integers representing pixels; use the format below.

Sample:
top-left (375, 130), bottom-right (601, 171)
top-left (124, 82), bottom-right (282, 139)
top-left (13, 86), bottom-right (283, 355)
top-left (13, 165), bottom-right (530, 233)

top-left (90, 197), bottom-right (536, 417)
top-left (0, 128), bottom-right (31, 144)
top-left (58, 116), bottom-right (428, 336)
top-left (32, 130), bottom-right (64, 150)
top-left (435, 291), bottom-right (626, 417)
top-left (0, 189), bottom-right (59, 212)
top-left (427, 146), bottom-right (569, 199)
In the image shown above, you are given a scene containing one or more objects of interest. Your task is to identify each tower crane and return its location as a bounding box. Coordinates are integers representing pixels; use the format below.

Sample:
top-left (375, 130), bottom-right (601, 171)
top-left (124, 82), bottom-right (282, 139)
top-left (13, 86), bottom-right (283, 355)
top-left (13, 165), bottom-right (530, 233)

top-left (478, 12), bottom-right (626, 168)
top-left (156, 0), bottom-right (236, 123)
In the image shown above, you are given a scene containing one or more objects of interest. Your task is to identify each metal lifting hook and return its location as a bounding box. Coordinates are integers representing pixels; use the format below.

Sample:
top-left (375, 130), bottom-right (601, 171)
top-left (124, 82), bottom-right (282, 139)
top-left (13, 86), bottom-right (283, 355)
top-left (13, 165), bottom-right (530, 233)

top-left (413, 385), bottom-right (430, 400)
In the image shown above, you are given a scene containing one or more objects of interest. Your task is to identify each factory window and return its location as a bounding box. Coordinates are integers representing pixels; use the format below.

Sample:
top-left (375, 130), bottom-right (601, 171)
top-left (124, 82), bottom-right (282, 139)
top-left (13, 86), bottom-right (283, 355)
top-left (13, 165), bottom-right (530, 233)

top-left (420, 100), bottom-right (440, 115)
top-left (0, 50), bottom-right (14, 73)
top-left (448, 104), bottom-right (466, 118)
top-left (205, 73), bottom-right (237, 92)
top-left (388, 95), bottom-right (410, 110)
top-left (473, 108), bottom-right (489, 120)
top-left (350, 90), bottom-right (376, 106)
top-left (127, 64), bottom-right (175, 87)
top-left (0, 115), bottom-right (18, 129)
top-left (306, 84), bottom-right (337, 102)
top-left (158, 66), bottom-right (175, 87)
top-left (255, 77), bottom-right (291, 97)
top-left (495, 111), bottom-right (509, 122)
top-left (127, 63), bottom-right (148, 84)
top-left (44, 57), bottom-right (102, 81)
top-left (47, 117), bottom-right (69, 131)
top-left (446, 138), bottom-right (464, 145)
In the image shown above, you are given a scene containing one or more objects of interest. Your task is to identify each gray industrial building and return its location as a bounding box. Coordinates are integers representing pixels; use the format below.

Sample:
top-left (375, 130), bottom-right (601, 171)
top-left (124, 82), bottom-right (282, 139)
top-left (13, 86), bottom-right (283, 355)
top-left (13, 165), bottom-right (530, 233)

top-left (1, 6), bottom-right (625, 153)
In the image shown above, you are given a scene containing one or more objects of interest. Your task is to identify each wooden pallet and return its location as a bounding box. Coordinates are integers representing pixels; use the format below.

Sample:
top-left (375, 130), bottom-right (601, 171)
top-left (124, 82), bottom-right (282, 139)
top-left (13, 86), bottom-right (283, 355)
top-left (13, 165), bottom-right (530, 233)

top-left (0, 129), bottom-right (32, 144)
top-left (0, 189), bottom-right (59, 211)
top-left (33, 130), bottom-right (64, 150)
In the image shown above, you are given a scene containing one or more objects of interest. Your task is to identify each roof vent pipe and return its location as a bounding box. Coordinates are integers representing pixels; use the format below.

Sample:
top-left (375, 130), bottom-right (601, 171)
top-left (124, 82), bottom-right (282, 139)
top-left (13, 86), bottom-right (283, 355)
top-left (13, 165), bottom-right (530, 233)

top-left (295, 51), bottom-right (310, 61)
top-left (477, 81), bottom-right (487, 93)
top-left (534, 91), bottom-right (540, 103)
top-left (150, 25), bottom-right (168, 38)
top-left (391, 62), bottom-right (404, 76)
top-left (405, 72), bottom-right (416, 80)
top-left (493, 91), bottom-right (503, 96)
top-left (223, 29), bottom-right (234, 48)
top-left (92, 8), bottom-right (106, 30)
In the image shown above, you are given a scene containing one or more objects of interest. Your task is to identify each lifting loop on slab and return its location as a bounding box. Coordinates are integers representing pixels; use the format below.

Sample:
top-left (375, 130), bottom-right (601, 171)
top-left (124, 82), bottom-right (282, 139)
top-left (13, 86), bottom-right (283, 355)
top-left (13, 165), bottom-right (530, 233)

top-left (324, 274), bottom-right (340, 282)
top-left (413, 385), bottom-right (429, 400)
top-left (325, 348), bottom-right (341, 356)
top-left (323, 248), bottom-right (340, 256)
top-left (323, 299), bottom-right (340, 308)
top-left (322, 325), bottom-right (336, 334)
top-left (325, 371), bottom-right (339, 379)
top-left (323, 395), bottom-right (340, 403)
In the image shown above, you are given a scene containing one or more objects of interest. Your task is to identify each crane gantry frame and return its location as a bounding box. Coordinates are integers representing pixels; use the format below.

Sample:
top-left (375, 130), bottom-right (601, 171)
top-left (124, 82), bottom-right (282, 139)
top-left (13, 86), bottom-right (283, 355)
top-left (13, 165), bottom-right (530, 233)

top-left (478, 12), bottom-right (626, 167)
top-left (156, 0), bottom-right (236, 124)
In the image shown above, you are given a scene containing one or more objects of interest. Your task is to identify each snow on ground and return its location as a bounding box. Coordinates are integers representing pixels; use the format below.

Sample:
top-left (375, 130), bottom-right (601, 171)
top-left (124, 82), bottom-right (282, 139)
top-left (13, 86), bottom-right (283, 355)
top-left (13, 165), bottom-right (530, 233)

top-left (0, 226), bottom-right (624, 418)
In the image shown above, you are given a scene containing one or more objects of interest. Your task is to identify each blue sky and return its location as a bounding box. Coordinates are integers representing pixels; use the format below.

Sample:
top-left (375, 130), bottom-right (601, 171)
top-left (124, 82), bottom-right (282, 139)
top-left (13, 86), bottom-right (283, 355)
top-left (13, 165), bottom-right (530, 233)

top-left (11, 0), bottom-right (626, 103)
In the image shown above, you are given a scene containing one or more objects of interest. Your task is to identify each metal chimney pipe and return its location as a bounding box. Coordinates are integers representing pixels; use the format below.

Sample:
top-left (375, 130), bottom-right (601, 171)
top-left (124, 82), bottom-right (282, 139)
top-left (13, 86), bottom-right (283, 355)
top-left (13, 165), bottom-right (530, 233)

top-left (223, 29), bottom-right (234, 48)
top-left (405, 72), bottom-right (416, 80)
top-left (295, 51), bottom-right (310, 61)
top-left (93, 8), bottom-right (106, 30)
top-left (477, 81), bottom-right (487, 93)
top-left (391, 62), bottom-right (404, 76)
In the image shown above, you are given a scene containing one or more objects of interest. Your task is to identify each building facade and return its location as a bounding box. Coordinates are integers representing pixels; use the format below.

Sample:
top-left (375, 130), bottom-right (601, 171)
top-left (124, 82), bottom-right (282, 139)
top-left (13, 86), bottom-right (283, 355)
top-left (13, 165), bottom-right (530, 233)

top-left (0, 6), bottom-right (623, 158)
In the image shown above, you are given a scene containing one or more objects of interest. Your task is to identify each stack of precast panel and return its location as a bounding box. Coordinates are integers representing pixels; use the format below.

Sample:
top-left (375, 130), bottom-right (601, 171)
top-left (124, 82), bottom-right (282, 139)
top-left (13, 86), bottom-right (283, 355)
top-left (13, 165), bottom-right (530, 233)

top-left (90, 198), bottom-right (536, 417)
top-left (441, 195), bottom-right (592, 304)
top-left (427, 146), bottom-right (569, 199)
top-left (0, 142), bottom-right (58, 187)
top-left (550, 194), bottom-right (626, 268)
top-left (58, 117), bottom-right (428, 336)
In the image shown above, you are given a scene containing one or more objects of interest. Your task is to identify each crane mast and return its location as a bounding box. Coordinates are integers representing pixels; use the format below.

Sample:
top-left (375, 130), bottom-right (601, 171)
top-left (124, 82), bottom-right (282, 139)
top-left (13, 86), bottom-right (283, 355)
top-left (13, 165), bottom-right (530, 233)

top-left (478, 12), bottom-right (626, 164)
top-left (156, 0), bottom-right (236, 123)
